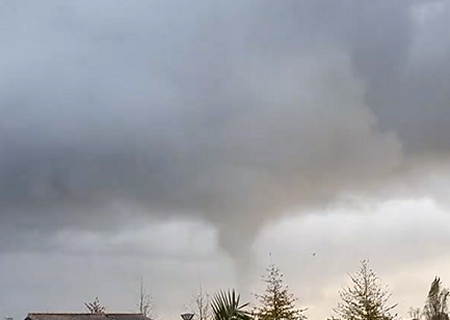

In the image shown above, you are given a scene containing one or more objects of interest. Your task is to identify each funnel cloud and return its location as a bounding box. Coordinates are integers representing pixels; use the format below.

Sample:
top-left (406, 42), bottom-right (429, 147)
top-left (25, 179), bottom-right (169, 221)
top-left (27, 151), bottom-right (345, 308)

top-left (1, 0), bottom-right (450, 272)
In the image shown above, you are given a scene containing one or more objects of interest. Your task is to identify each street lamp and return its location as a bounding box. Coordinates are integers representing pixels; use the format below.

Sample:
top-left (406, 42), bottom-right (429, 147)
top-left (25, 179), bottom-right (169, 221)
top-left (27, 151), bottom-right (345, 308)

top-left (181, 314), bottom-right (194, 320)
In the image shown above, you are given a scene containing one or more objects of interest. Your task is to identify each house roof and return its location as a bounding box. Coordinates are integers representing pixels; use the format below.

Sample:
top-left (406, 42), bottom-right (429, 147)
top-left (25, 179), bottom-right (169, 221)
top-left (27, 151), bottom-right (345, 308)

top-left (26, 313), bottom-right (152, 320)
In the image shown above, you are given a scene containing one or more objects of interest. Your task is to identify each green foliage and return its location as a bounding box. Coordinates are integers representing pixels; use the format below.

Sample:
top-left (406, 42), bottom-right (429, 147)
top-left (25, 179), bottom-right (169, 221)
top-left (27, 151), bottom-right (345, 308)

top-left (423, 277), bottom-right (449, 320)
top-left (334, 260), bottom-right (397, 320)
top-left (211, 289), bottom-right (252, 320)
top-left (253, 264), bottom-right (307, 320)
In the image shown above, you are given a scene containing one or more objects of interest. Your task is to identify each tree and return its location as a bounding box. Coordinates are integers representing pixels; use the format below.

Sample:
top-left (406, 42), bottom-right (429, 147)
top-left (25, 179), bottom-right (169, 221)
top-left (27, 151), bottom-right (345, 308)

top-left (334, 260), bottom-right (397, 320)
top-left (408, 307), bottom-right (421, 320)
top-left (137, 277), bottom-right (153, 318)
top-left (423, 277), bottom-right (449, 320)
top-left (85, 297), bottom-right (106, 314)
top-left (253, 264), bottom-right (307, 320)
top-left (211, 289), bottom-right (251, 320)
top-left (190, 283), bottom-right (211, 320)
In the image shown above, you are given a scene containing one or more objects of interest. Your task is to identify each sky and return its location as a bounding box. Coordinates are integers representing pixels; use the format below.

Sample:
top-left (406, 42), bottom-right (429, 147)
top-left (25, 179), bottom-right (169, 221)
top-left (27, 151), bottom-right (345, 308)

top-left (1, 0), bottom-right (450, 319)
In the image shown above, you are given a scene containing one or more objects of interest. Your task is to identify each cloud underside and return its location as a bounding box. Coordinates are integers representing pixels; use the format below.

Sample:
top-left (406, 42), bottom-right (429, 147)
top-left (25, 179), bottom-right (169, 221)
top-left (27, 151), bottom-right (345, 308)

top-left (1, 0), bottom-right (450, 262)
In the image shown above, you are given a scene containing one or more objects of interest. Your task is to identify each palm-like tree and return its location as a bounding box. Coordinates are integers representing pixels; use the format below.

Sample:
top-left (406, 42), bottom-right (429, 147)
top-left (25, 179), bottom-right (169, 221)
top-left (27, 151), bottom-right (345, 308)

top-left (211, 289), bottom-right (252, 320)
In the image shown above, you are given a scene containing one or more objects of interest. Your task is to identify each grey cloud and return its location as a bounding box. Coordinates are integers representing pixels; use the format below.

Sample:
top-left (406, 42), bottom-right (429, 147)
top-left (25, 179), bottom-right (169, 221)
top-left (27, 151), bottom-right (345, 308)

top-left (350, 0), bottom-right (450, 155)
top-left (0, 249), bottom-right (234, 319)
top-left (2, 199), bottom-right (450, 320)
top-left (1, 0), bottom-right (450, 272)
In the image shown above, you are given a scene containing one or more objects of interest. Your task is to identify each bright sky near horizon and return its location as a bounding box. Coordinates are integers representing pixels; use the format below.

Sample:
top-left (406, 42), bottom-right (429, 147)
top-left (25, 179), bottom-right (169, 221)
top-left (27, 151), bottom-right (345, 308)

top-left (1, 1), bottom-right (450, 319)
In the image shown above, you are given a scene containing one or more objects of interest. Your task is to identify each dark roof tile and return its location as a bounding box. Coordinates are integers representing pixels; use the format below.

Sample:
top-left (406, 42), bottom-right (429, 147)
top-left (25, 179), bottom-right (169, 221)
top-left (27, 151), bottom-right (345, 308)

top-left (26, 313), bottom-right (152, 320)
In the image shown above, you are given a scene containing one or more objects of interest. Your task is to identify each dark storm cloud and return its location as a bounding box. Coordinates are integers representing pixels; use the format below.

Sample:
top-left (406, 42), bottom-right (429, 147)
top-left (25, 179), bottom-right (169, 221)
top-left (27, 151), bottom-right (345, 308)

top-left (0, 0), bottom-right (449, 263)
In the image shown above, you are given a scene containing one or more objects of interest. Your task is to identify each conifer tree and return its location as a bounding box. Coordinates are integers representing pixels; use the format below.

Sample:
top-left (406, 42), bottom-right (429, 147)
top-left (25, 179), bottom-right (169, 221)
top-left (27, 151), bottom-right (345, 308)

top-left (423, 277), bottom-right (449, 320)
top-left (334, 260), bottom-right (397, 320)
top-left (253, 264), bottom-right (307, 320)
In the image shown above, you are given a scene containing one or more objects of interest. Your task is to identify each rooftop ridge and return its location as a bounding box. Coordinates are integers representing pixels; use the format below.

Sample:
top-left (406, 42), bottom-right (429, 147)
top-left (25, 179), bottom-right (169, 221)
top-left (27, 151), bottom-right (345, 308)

top-left (28, 314), bottom-right (144, 316)
top-left (26, 312), bottom-right (151, 320)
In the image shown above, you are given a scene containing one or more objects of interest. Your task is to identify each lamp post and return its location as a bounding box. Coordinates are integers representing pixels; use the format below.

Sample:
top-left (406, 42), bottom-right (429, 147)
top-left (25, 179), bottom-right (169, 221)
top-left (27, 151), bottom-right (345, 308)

top-left (181, 314), bottom-right (194, 320)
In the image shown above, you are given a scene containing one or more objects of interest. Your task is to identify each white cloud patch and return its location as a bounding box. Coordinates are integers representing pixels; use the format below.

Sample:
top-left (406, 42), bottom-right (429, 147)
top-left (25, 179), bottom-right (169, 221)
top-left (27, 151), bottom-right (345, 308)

top-left (254, 198), bottom-right (450, 320)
